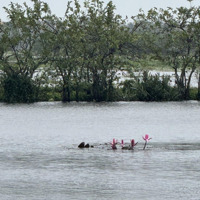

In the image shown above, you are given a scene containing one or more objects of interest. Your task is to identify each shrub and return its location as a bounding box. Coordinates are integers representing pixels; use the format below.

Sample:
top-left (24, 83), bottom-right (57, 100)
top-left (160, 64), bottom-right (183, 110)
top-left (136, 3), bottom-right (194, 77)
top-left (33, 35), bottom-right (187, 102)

top-left (122, 71), bottom-right (180, 101)
top-left (2, 74), bottom-right (37, 103)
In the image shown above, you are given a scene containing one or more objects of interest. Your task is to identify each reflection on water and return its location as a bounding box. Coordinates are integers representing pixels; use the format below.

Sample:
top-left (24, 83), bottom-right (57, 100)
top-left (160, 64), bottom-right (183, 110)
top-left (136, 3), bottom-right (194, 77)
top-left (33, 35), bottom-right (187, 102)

top-left (0, 101), bottom-right (200, 199)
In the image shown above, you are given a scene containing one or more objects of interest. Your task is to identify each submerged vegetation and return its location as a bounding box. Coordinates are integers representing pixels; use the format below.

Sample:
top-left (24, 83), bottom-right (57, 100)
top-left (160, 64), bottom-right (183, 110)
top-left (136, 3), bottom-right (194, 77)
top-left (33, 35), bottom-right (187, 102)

top-left (0, 0), bottom-right (200, 103)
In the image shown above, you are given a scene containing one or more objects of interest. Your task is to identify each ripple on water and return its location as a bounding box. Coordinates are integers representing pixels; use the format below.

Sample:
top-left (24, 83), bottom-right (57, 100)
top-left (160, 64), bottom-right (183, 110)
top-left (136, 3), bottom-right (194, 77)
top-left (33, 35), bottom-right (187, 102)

top-left (1, 102), bottom-right (200, 199)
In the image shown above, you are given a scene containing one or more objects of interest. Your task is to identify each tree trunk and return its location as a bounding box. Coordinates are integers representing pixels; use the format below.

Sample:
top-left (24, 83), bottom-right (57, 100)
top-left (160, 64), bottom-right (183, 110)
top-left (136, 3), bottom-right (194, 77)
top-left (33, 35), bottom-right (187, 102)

top-left (185, 69), bottom-right (195, 100)
top-left (174, 67), bottom-right (192, 100)
top-left (62, 84), bottom-right (68, 102)
top-left (67, 84), bottom-right (71, 102)
top-left (198, 73), bottom-right (200, 100)
top-left (107, 78), bottom-right (114, 101)
top-left (62, 82), bottom-right (71, 102)
top-left (92, 75), bottom-right (99, 101)
top-left (75, 82), bottom-right (80, 102)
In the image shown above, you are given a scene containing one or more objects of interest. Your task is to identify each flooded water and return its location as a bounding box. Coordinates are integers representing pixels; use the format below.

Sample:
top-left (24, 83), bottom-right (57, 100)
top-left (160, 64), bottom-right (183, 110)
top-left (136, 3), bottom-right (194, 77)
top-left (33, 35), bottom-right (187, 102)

top-left (0, 101), bottom-right (200, 200)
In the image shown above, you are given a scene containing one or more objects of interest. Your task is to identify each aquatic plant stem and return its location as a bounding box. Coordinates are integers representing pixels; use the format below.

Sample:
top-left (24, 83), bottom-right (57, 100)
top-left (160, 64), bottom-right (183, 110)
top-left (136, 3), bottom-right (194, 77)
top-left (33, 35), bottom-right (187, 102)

top-left (143, 141), bottom-right (147, 150)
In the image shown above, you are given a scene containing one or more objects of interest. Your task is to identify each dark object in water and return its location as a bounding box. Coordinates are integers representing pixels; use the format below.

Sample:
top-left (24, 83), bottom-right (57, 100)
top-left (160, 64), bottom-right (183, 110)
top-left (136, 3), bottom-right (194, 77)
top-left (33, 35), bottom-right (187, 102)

top-left (122, 146), bottom-right (131, 150)
top-left (84, 143), bottom-right (90, 148)
top-left (78, 142), bottom-right (92, 148)
top-left (78, 142), bottom-right (85, 148)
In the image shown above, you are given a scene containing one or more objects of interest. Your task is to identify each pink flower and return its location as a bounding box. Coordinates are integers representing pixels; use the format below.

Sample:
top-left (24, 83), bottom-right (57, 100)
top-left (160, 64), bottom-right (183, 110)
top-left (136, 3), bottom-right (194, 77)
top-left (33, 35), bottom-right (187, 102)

top-left (131, 139), bottom-right (135, 147)
top-left (142, 134), bottom-right (152, 150)
top-left (142, 134), bottom-right (152, 142)
top-left (121, 139), bottom-right (124, 148)
top-left (111, 138), bottom-right (117, 150)
top-left (130, 139), bottom-right (138, 150)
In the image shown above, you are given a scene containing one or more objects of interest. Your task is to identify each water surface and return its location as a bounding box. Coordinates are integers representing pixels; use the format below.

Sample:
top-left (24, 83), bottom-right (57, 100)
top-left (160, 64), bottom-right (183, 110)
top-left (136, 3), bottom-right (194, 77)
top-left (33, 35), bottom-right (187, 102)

top-left (0, 101), bottom-right (200, 200)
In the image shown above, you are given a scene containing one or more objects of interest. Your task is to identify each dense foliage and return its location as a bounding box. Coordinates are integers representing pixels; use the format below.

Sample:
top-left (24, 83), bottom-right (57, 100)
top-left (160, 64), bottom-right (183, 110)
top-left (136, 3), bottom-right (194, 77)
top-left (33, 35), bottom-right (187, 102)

top-left (0, 0), bottom-right (199, 103)
top-left (122, 71), bottom-right (180, 101)
top-left (3, 74), bottom-right (37, 103)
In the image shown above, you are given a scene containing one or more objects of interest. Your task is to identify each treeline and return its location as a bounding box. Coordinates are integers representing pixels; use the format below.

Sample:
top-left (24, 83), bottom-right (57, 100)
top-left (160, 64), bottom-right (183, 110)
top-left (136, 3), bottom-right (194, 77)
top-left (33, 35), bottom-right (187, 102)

top-left (0, 0), bottom-right (200, 103)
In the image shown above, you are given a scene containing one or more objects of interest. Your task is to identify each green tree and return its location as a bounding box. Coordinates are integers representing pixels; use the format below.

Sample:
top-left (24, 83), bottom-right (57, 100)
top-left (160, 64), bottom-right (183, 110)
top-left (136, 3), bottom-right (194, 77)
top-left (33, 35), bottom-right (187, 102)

top-left (0, 0), bottom-right (51, 102)
top-left (46, 0), bottom-right (130, 102)
top-left (45, 0), bottom-right (86, 102)
top-left (135, 3), bottom-right (200, 99)
top-left (81, 0), bottom-right (130, 101)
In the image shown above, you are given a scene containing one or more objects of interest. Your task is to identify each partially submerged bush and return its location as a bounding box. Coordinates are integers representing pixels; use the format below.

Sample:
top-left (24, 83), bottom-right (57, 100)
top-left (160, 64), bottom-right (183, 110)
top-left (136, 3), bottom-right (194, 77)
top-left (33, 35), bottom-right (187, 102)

top-left (122, 71), bottom-right (180, 101)
top-left (2, 74), bottom-right (37, 103)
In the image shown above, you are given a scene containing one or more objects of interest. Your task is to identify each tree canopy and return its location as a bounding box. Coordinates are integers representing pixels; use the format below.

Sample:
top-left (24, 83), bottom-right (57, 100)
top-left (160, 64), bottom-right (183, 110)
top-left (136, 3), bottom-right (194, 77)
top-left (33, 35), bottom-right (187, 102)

top-left (0, 0), bottom-right (200, 102)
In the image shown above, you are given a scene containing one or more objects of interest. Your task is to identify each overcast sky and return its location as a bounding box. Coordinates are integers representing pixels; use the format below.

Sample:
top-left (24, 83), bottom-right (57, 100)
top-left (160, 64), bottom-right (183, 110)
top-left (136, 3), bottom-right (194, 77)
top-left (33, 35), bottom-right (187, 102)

top-left (1, 0), bottom-right (200, 22)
